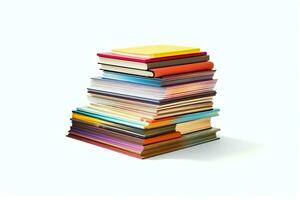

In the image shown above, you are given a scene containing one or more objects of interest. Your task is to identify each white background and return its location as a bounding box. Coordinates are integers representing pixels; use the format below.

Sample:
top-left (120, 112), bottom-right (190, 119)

top-left (0, 0), bottom-right (299, 199)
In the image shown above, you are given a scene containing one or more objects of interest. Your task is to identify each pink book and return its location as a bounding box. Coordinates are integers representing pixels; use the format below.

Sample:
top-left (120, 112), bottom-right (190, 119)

top-left (97, 51), bottom-right (207, 63)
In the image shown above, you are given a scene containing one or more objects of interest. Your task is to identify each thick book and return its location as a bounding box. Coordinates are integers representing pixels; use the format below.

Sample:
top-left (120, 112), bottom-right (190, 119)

top-left (112, 44), bottom-right (200, 58)
top-left (101, 70), bottom-right (215, 86)
top-left (100, 61), bottom-right (214, 77)
top-left (67, 128), bottom-right (220, 159)
top-left (88, 92), bottom-right (214, 108)
top-left (89, 78), bottom-right (217, 101)
top-left (87, 102), bottom-right (213, 120)
top-left (87, 90), bottom-right (217, 104)
top-left (97, 51), bottom-right (207, 63)
top-left (98, 55), bottom-right (209, 70)
top-left (87, 94), bottom-right (214, 115)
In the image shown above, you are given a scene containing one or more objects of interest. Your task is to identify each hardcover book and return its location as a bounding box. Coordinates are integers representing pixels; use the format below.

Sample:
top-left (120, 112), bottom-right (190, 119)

top-left (100, 61), bottom-right (214, 77)
top-left (98, 55), bottom-right (209, 70)
top-left (112, 44), bottom-right (200, 58)
top-left (97, 52), bottom-right (207, 63)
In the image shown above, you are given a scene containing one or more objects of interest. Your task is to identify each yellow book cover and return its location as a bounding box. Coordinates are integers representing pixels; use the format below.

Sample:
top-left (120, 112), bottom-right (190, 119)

top-left (72, 113), bottom-right (105, 125)
top-left (112, 44), bottom-right (200, 58)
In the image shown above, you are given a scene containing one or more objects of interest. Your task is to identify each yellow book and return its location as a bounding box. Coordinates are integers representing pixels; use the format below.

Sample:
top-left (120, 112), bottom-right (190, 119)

top-left (112, 44), bottom-right (200, 58)
top-left (72, 112), bottom-right (106, 125)
top-left (175, 118), bottom-right (211, 134)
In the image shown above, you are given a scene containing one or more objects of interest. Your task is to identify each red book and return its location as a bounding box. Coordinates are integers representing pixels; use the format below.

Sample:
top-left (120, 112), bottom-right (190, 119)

top-left (151, 61), bottom-right (214, 77)
top-left (100, 61), bottom-right (214, 77)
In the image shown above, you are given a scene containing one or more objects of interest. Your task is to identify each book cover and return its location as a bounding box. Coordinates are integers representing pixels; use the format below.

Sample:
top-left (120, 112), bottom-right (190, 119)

top-left (112, 44), bottom-right (200, 58)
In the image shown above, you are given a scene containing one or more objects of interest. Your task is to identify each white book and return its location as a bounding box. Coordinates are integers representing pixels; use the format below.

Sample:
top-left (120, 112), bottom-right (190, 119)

top-left (100, 64), bottom-right (154, 77)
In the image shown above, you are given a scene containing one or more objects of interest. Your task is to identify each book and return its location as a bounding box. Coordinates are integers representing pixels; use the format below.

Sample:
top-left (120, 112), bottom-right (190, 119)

top-left (176, 118), bottom-right (211, 134)
top-left (87, 90), bottom-right (217, 104)
top-left (112, 44), bottom-right (200, 58)
top-left (87, 102), bottom-right (213, 120)
top-left (98, 55), bottom-right (209, 70)
top-left (89, 78), bottom-right (217, 101)
top-left (97, 52), bottom-right (207, 63)
top-left (100, 61), bottom-right (214, 77)
top-left (101, 70), bottom-right (215, 86)
top-left (87, 93), bottom-right (214, 114)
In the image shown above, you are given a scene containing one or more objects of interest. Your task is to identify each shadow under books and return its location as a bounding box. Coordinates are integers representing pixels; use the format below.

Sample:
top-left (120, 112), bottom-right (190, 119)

top-left (148, 136), bottom-right (262, 161)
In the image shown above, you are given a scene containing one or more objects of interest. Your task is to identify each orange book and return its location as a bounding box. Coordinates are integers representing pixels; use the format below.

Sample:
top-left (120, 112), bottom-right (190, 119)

top-left (143, 132), bottom-right (182, 145)
top-left (151, 61), bottom-right (214, 77)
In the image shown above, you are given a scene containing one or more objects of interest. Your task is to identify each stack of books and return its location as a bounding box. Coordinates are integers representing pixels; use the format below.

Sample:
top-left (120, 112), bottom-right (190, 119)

top-left (67, 44), bottom-right (220, 159)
